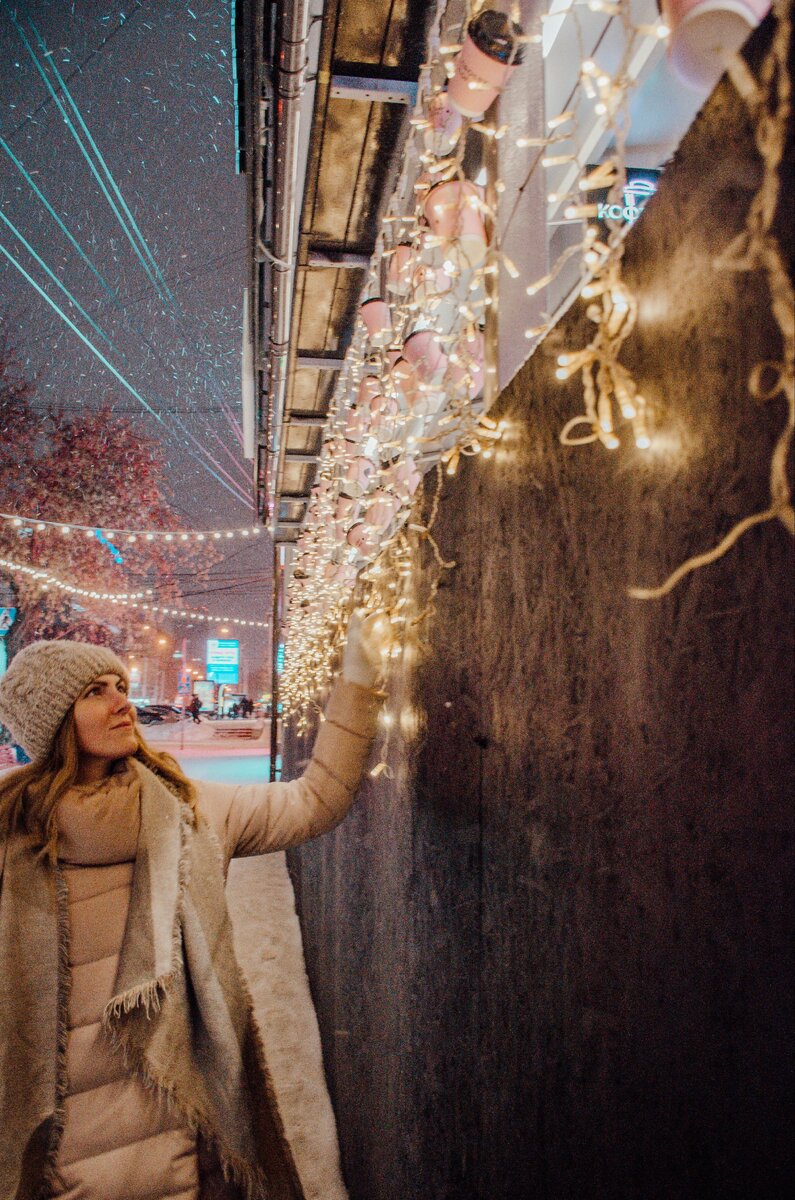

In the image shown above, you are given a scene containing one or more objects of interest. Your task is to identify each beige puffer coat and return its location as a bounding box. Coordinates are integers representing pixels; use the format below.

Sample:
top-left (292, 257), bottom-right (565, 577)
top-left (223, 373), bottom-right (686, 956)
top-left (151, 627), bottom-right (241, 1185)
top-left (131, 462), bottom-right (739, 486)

top-left (1, 678), bottom-right (380, 1200)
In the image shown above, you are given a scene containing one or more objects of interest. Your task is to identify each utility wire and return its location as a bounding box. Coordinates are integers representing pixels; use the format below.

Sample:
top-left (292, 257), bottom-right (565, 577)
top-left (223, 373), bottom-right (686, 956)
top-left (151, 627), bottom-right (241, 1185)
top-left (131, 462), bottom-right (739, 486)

top-left (0, 209), bottom-right (115, 350)
top-left (0, 147), bottom-right (250, 500)
top-left (3, 2), bottom-right (174, 310)
top-left (24, 6), bottom-right (176, 309)
top-left (1, 0), bottom-right (146, 145)
top-left (0, 136), bottom-right (120, 302)
top-left (0, 237), bottom-right (163, 421)
top-left (1, 4), bottom-right (253, 507)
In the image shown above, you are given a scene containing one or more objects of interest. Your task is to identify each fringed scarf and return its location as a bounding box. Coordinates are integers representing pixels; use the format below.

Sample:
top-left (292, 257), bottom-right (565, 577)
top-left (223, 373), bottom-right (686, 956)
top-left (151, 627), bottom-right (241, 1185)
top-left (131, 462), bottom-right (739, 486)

top-left (0, 758), bottom-right (305, 1200)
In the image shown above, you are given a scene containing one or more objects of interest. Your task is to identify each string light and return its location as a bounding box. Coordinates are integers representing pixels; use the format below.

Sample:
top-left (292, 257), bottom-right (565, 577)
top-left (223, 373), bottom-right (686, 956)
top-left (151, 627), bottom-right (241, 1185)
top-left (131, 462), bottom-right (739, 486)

top-left (0, 511), bottom-right (265, 543)
top-left (0, 554), bottom-right (269, 627)
top-left (276, 0), bottom-right (713, 714)
top-left (534, 0), bottom-right (674, 449)
top-left (629, 0), bottom-right (794, 599)
top-left (276, 0), bottom-right (528, 712)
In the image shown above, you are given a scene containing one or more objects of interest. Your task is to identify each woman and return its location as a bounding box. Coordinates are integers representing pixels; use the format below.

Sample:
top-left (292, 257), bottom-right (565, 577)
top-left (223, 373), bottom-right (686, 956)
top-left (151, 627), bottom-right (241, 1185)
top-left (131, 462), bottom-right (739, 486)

top-left (0, 614), bottom-right (385, 1200)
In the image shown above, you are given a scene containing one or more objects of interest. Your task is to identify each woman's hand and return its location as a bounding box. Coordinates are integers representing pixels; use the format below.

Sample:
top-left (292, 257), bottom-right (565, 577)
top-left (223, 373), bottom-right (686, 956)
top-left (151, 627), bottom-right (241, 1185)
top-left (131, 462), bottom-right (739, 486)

top-left (341, 609), bottom-right (389, 688)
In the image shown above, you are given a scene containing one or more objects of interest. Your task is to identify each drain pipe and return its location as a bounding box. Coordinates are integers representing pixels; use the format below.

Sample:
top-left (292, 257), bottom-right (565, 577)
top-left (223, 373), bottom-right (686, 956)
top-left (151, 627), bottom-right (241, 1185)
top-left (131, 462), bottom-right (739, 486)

top-left (266, 0), bottom-right (311, 521)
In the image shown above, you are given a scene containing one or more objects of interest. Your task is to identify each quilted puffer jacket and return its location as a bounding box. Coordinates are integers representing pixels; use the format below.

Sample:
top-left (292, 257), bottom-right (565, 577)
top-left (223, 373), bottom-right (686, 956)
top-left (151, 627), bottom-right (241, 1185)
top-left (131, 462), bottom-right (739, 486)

top-left (2, 678), bottom-right (380, 1200)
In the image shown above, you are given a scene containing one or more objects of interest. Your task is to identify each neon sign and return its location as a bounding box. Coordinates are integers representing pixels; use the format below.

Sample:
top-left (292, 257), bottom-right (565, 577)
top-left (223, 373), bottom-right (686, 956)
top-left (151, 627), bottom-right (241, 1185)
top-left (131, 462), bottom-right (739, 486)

top-left (588, 166), bottom-right (661, 230)
top-left (597, 178), bottom-right (658, 224)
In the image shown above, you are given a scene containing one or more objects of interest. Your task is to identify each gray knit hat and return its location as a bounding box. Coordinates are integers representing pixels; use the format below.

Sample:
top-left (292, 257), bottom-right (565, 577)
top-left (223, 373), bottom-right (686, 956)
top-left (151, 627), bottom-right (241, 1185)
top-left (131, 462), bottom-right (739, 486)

top-left (0, 640), bottom-right (130, 762)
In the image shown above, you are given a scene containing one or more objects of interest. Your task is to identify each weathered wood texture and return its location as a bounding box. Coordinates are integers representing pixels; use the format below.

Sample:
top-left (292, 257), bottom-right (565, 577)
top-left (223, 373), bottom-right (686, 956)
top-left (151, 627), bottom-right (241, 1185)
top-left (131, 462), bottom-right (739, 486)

top-left (286, 22), bottom-right (794, 1200)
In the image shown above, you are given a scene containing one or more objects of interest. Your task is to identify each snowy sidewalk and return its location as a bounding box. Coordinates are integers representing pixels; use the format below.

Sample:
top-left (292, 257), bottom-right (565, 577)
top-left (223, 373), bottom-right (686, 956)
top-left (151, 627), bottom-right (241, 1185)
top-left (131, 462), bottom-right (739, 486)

top-left (163, 734), bottom-right (346, 1196)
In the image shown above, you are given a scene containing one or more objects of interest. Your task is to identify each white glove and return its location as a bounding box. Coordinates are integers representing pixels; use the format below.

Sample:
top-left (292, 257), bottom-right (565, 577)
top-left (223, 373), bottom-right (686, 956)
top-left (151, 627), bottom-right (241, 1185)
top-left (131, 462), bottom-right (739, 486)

top-left (341, 609), bottom-right (389, 688)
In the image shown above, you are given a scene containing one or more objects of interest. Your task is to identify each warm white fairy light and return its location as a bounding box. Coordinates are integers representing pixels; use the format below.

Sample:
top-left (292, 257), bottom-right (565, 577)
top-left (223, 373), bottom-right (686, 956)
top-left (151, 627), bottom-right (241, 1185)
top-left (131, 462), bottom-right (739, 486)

top-left (279, 0), bottom-right (680, 715)
top-left (281, 0), bottom-right (513, 707)
top-left (523, 1), bottom-right (671, 347)
top-left (0, 510), bottom-right (265, 543)
top-left (629, 0), bottom-right (794, 599)
top-left (0, 553), bottom-right (269, 627)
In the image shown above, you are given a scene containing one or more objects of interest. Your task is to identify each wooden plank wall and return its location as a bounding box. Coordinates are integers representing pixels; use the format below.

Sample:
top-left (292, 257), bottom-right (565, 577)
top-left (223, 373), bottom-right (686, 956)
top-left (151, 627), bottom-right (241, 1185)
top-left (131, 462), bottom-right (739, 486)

top-left (286, 20), bottom-right (794, 1200)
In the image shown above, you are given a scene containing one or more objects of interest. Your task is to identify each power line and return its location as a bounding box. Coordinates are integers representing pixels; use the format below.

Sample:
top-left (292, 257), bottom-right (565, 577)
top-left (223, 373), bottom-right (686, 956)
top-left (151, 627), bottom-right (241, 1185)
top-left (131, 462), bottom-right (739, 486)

top-left (1, 1), bottom-right (146, 145)
top-left (4, 3), bottom-right (175, 310)
top-left (0, 3), bottom-right (253, 508)
top-left (0, 237), bottom-right (164, 420)
top-left (0, 208), bottom-right (116, 350)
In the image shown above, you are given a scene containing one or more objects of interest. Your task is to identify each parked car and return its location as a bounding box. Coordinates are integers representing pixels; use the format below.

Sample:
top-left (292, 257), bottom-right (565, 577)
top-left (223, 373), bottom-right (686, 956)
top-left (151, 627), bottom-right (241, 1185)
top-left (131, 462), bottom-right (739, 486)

top-left (147, 704), bottom-right (191, 722)
top-left (132, 702), bottom-right (165, 726)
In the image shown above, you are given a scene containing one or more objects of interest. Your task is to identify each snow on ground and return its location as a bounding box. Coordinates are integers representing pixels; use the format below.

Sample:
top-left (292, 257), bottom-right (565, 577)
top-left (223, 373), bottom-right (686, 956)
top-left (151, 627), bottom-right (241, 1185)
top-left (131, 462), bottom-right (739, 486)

top-left (145, 719), bottom-right (281, 782)
top-left (170, 748), bottom-right (274, 784)
top-left (160, 741), bottom-right (344, 1195)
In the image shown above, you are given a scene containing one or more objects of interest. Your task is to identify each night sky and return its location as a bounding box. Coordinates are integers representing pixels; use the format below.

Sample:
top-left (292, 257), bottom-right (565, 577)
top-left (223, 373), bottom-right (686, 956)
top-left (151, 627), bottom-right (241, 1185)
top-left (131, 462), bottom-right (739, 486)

top-left (0, 0), bottom-right (271, 669)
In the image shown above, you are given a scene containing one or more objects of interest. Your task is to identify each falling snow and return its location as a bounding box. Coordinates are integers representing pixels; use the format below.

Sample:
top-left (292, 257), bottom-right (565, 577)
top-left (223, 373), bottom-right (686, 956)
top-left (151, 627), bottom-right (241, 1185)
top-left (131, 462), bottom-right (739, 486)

top-left (0, 0), bottom-right (270, 645)
top-left (0, 0), bottom-right (249, 519)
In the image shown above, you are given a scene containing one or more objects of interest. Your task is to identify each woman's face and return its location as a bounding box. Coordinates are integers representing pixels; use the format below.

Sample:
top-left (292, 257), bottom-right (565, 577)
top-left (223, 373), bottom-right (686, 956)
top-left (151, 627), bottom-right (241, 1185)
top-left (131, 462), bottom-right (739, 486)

top-left (73, 673), bottom-right (137, 771)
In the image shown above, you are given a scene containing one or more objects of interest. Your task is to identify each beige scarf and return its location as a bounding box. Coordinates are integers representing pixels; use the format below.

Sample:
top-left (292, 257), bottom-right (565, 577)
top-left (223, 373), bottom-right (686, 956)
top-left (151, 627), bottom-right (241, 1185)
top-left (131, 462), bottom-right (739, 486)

top-left (0, 759), bottom-right (305, 1200)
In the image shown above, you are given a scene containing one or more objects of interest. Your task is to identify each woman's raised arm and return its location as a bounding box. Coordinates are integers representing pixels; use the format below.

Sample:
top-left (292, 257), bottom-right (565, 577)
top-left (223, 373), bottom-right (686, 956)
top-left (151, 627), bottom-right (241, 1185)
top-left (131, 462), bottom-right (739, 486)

top-left (198, 612), bottom-right (388, 860)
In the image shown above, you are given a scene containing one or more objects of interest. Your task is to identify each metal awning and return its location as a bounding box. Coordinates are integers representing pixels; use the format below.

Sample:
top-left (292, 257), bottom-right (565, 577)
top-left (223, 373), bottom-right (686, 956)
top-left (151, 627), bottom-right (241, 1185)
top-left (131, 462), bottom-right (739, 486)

top-left (236, 0), bottom-right (433, 542)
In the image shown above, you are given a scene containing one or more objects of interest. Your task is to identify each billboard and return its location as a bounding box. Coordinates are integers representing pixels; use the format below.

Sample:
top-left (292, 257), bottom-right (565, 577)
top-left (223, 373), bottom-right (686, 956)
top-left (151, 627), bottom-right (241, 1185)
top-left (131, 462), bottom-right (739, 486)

top-left (206, 638), bottom-right (240, 685)
top-left (192, 678), bottom-right (218, 712)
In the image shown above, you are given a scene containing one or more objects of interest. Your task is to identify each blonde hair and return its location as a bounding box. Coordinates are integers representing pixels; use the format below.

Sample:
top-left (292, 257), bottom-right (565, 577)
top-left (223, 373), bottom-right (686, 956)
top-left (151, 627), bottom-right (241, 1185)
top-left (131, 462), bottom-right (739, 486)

top-left (0, 709), bottom-right (198, 862)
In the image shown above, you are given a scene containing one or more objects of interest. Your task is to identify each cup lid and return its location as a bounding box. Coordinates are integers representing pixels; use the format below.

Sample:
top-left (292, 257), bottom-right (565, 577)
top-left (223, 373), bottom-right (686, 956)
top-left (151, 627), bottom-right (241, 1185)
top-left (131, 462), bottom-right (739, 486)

top-left (468, 10), bottom-right (525, 65)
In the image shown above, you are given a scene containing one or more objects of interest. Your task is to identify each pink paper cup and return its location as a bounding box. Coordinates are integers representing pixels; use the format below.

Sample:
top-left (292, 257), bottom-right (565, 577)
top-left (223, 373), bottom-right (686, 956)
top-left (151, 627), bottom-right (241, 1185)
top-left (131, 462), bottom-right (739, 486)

top-left (346, 523), bottom-right (378, 556)
top-left (386, 244), bottom-right (416, 295)
top-left (425, 90), bottom-right (464, 154)
top-left (662, 0), bottom-right (770, 88)
top-left (357, 374), bottom-right (383, 407)
top-left (423, 180), bottom-right (488, 268)
top-left (360, 297), bottom-right (393, 346)
top-left (448, 37), bottom-right (517, 118)
top-left (403, 329), bottom-right (448, 383)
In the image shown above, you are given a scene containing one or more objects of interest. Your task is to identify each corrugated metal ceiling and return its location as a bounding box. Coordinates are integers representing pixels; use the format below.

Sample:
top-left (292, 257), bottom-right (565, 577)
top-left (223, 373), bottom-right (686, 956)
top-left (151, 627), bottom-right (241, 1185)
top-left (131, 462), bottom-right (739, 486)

top-left (261, 0), bottom-right (433, 539)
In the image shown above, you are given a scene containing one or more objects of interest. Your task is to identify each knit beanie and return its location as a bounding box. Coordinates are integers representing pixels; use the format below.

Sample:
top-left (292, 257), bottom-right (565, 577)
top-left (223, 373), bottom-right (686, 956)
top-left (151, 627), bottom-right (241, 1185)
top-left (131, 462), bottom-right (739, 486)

top-left (0, 640), bottom-right (130, 762)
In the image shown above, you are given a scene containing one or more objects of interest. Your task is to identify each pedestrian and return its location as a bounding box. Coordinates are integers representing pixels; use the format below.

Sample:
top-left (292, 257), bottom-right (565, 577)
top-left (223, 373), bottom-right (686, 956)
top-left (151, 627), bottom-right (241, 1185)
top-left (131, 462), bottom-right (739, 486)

top-left (188, 693), bottom-right (202, 724)
top-left (230, 701), bottom-right (240, 719)
top-left (0, 612), bottom-right (386, 1200)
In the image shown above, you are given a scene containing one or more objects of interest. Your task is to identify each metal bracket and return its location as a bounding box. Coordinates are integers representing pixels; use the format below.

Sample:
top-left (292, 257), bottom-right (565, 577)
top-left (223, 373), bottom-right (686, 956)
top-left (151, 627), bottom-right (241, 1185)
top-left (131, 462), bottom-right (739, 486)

top-left (286, 412), bottom-right (330, 426)
top-left (296, 353), bottom-right (346, 369)
top-left (330, 74), bottom-right (418, 106)
top-left (306, 248), bottom-right (371, 269)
